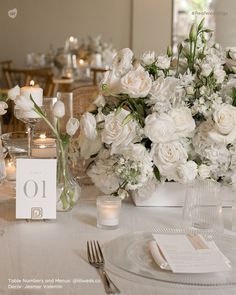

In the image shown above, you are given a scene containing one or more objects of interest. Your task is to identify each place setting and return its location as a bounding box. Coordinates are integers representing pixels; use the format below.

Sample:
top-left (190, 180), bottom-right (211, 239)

top-left (1, 2), bottom-right (236, 294)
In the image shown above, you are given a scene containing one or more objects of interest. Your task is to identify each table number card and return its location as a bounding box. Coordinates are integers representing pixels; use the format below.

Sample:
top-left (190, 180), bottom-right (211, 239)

top-left (16, 159), bottom-right (57, 219)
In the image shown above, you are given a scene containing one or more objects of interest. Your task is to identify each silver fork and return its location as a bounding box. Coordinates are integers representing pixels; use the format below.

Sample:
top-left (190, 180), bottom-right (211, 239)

top-left (87, 240), bottom-right (121, 294)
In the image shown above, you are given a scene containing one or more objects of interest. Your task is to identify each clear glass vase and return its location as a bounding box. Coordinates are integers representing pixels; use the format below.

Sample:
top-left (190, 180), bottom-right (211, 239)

top-left (56, 142), bottom-right (81, 211)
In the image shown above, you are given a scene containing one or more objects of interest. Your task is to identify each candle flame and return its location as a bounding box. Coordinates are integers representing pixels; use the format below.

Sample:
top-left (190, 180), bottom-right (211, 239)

top-left (8, 161), bottom-right (14, 168)
top-left (40, 133), bottom-right (46, 139)
top-left (79, 59), bottom-right (84, 65)
top-left (30, 80), bottom-right (35, 86)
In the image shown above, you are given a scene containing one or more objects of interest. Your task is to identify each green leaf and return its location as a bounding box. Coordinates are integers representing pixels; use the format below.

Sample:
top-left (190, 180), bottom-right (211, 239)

top-left (122, 114), bottom-right (133, 126)
top-left (167, 45), bottom-right (173, 57)
top-left (61, 133), bottom-right (70, 146)
top-left (232, 87), bottom-right (236, 107)
top-left (102, 84), bottom-right (108, 91)
top-left (153, 166), bottom-right (161, 181)
top-left (0, 93), bottom-right (8, 102)
top-left (197, 18), bottom-right (205, 31)
top-left (202, 29), bottom-right (213, 33)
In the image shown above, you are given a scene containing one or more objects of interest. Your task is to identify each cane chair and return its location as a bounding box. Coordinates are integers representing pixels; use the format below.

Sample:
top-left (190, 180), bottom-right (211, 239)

top-left (72, 84), bottom-right (99, 118)
top-left (70, 85), bottom-right (99, 185)
top-left (2, 67), bottom-right (54, 96)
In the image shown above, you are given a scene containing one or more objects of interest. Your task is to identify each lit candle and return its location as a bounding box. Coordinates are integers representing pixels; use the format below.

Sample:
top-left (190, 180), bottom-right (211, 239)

top-left (19, 81), bottom-right (43, 118)
top-left (78, 59), bottom-right (85, 67)
top-left (31, 134), bottom-right (56, 158)
top-left (97, 196), bottom-right (121, 229)
top-left (6, 160), bottom-right (16, 181)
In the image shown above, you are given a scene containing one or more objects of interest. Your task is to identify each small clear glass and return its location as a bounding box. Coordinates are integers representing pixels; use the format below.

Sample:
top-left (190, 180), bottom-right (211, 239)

top-left (14, 106), bottom-right (44, 158)
top-left (182, 179), bottom-right (223, 239)
top-left (97, 196), bottom-right (121, 230)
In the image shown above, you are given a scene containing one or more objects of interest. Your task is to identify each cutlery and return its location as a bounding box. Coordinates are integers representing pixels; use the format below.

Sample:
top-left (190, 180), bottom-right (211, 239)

top-left (87, 240), bottom-right (120, 294)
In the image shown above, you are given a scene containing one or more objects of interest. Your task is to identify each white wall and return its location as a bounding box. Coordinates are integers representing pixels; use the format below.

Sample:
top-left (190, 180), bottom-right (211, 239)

top-left (0, 0), bottom-right (132, 66)
top-left (214, 0), bottom-right (236, 47)
top-left (132, 0), bottom-right (172, 56)
top-left (0, 0), bottom-right (173, 66)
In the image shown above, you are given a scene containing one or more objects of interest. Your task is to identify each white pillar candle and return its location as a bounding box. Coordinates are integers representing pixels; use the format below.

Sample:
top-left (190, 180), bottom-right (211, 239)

top-left (95, 53), bottom-right (102, 67)
top-left (21, 85), bottom-right (43, 106)
top-left (19, 83), bottom-right (43, 119)
top-left (6, 160), bottom-right (16, 181)
top-left (97, 196), bottom-right (121, 229)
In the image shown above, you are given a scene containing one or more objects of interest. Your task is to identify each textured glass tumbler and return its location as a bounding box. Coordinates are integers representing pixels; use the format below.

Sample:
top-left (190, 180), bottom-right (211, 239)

top-left (182, 180), bottom-right (223, 238)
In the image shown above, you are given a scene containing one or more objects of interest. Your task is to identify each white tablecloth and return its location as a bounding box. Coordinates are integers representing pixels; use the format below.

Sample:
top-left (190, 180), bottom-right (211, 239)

top-left (0, 185), bottom-right (236, 295)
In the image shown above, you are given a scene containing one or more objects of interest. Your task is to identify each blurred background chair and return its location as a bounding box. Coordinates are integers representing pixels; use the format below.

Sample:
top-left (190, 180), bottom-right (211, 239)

top-left (0, 60), bottom-right (13, 89)
top-left (72, 84), bottom-right (99, 118)
top-left (70, 85), bottom-right (99, 185)
top-left (90, 67), bottom-right (108, 85)
top-left (2, 67), bottom-right (54, 96)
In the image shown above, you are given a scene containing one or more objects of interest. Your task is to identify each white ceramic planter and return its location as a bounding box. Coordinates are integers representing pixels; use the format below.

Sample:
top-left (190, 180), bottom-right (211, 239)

top-left (131, 182), bottom-right (234, 207)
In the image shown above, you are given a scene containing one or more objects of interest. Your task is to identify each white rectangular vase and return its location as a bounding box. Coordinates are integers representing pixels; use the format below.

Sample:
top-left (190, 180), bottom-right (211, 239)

top-left (131, 182), bottom-right (234, 207)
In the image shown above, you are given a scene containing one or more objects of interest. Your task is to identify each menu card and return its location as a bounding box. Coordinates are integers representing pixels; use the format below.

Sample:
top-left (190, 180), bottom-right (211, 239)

top-left (16, 159), bottom-right (57, 219)
top-left (152, 234), bottom-right (231, 273)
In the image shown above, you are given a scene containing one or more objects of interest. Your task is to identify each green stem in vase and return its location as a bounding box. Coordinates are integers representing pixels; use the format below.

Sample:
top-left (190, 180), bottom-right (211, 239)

top-left (30, 95), bottom-right (75, 210)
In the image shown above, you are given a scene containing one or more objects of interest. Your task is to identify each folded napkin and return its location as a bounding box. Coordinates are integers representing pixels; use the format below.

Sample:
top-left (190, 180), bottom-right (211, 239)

top-left (148, 240), bottom-right (171, 270)
top-left (149, 235), bottom-right (231, 273)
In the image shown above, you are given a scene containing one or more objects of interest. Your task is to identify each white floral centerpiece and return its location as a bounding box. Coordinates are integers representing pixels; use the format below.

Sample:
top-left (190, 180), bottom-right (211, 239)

top-left (78, 19), bottom-right (236, 201)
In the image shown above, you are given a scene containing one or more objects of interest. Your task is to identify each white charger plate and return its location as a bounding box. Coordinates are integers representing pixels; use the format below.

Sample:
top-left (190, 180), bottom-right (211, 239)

top-left (104, 231), bottom-right (236, 286)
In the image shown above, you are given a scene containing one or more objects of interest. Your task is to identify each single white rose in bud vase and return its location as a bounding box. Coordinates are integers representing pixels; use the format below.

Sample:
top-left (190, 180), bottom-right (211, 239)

top-left (53, 101), bottom-right (65, 118)
top-left (66, 118), bottom-right (80, 136)
top-left (0, 101), bottom-right (8, 115)
top-left (8, 85), bottom-right (20, 100)
top-left (14, 95), bottom-right (34, 111)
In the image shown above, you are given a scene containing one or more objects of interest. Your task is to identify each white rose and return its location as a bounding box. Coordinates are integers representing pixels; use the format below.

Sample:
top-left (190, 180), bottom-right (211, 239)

top-left (122, 143), bottom-right (148, 161)
top-left (148, 77), bottom-right (177, 105)
top-left (140, 51), bottom-right (156, 65)
top-left (0, 101), bottom-right (8, 115)
top-left (120, 66), bottom-right (152, 98)
top-left (227, 47), bottom-right (236, 60)
top-left (186, 85), bottom-right (194, 95)
top-left (80, 112), bottom-right (97, 140)
top-left (169, 107), bottom-right (195, 138)
top-left (198, 164), bottom-right (211, 179)
top-left (214, 67), bottom-right (226, 83)
top-left (101, 69), bottom-right (121, 94)
top-left (96, 108), bottom-right (105, 123)
top-left (175, 161), bottom-right (198, 184)
top-left (101, 109), bottom-right (138, 154)
top-left (87, 153), bottom-right (120, 194)
top-left (209, 104), bottom-right (236, 144)
top-left (94, 94), bottom-right (105, 107)
top-left (53, 101), bottom-right (65, 118)
top-left (79, 132), bottom-right (102, 159)
top-left (152, 141), bottom-right (188, 180)
top-left (112, 48), bottom-right (133, 76)
top-left (66, 118), bottom-right (79, 136)
top-left (14, 95), bottom-right (34, 111)
top-left (156, 55), bottom-right (171, 69)
top-left (144, 113), bottom-right (176, 143)
top-left (8, 85), bottom-right (20, 100)
top-left (201, 63), bottom-right (213, 76)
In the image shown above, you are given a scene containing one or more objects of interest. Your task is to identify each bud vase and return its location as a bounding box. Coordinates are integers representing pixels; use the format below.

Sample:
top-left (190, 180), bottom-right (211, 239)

top-left (56, 142), bottom-right (81, 211)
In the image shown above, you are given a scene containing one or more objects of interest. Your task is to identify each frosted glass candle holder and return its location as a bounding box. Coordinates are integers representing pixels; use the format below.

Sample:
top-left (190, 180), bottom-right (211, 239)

top-left (97, 196), bottom-right (121, 230)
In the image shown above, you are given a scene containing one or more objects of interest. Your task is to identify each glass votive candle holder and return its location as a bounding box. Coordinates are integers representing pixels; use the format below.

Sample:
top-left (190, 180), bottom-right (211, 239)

top-left (97, 196), bottom-right (121, 229)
